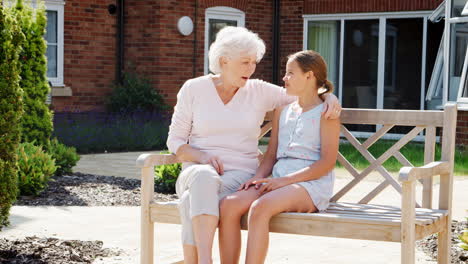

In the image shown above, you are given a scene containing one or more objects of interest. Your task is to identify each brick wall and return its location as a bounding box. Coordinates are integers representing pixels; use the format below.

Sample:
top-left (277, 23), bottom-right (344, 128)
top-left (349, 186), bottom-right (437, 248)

top-left (278, 0), bottom-right (305, 82)
top-left (52, 0), bottom-right (117, 112)
top-left (124, 0), bottom-right (274, 107)
top-left (457, 110), bottom-right (468, 147)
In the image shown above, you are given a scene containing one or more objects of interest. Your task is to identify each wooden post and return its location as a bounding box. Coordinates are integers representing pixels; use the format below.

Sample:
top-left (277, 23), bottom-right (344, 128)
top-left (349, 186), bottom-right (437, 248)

top-left (438, 103), bottom-right (457, 264)
top-left (141, 166), bottom-right (155, 264)
top-left (401, 180), bottom-right (416, 264)
top-left (422, 126), bottom-right (436, 208)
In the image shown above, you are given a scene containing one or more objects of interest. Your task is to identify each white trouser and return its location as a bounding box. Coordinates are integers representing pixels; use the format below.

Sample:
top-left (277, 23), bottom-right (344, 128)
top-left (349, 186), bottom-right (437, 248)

top-left (175, 164), bottom-right (253, 245)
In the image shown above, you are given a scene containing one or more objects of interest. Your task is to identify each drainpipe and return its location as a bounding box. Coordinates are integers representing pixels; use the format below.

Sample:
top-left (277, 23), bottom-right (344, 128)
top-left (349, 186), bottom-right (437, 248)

top-left (117, 0), bottom-right (124, 84)
top-left (193, 0), bottom-right (198, 78)
top-left (272, 0), bottom-right (280, 85)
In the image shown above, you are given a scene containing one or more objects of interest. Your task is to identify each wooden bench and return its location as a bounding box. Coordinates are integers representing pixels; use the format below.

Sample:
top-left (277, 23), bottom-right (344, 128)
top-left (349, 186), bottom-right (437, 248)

top-left (136, 103), bottom-right (458, 264)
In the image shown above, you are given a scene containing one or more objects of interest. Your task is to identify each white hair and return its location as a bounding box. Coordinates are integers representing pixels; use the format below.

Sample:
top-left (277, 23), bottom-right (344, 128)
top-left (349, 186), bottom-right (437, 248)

top-left (208, 27), bottom-right (266, 74)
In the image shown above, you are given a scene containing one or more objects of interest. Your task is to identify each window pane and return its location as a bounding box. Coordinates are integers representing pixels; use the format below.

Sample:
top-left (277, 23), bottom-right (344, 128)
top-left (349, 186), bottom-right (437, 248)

top-left (46, 45), bottom-right (57, 77)
top-left (462, 83), bottom-right (468, 97)
top-left (452, 0), bottom-right (468, 17)
top-left (45, 11), bottom-right (57, 43)
top-left (460, 45), bottom-right (468, 98)
top-left (425, 20), bottom-right (444, 110)
top-left (384, 18), bottom-right (423, 110)
top-left (307, 21), bottom-right (341, 96)
top-left (449, 22), bottom-right (468, 101)
top-left (462, 71), bottom-right (468, 97)
top-left (342, 20), bottom-right (379, 109)
top-left (208, 19), bottom-right (237, 49)
top-left (342, 19), bottom-right (379, 133)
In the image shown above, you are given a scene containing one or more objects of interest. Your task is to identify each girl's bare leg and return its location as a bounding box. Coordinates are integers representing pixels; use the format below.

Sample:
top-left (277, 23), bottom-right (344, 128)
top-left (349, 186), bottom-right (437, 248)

top-left (245, 184), bottom-right (317, 264)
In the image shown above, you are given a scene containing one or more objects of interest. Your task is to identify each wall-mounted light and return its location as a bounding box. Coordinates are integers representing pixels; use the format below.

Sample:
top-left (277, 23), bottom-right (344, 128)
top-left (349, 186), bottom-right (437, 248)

top-left (177, 16), bottom-right (194, 36)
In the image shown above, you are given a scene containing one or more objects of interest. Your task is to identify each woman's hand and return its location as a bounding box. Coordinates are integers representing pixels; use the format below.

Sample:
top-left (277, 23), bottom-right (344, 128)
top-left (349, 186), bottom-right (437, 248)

top-left (322, 93), bottom-right (341, 120)
top-left (252, 177), bottom-right (290, 195)
top-left (200, 153), bottom-right (224, 175)
top-left (238, 176), bottom-right (263, 191)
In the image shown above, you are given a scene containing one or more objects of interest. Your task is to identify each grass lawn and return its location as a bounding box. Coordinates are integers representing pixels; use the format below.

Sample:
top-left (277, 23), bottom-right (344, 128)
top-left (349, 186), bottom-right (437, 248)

top-left (338, 140), bottom-right (467, 176)
top-left (259, 138), bottom-right (468, 176)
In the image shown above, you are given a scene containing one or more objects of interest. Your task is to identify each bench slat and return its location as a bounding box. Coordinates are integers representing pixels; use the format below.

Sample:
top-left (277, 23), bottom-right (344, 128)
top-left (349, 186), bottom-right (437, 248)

top-left (149, 201), bottom-right (448, 243)
top-left (150, 201), bottom-right (448, 228)
top-left (340, 108), bottom-right (444, 127)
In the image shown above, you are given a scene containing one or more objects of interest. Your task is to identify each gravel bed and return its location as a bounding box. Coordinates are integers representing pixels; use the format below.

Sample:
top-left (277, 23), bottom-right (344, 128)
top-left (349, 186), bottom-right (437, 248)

top-left (417, 220), bottom-right (468, 264)
top-left (0, 236), bottom-right (121, 264)
top-left (14, 172), bottom-right (178, 206)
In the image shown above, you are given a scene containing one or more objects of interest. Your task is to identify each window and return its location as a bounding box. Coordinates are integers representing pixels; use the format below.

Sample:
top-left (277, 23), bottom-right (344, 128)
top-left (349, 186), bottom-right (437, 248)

top-left (304, 13), bottom-right (429, 112)
top-left (204, 6), bottom-right (245, 74)
top-left (43, 1), bottom-right (64, 87)
top-left (307, 21), bottom-right (340, 96)
top-left (435, 0), bottom-right (468, 109)
top-left (304, 12), bottom-right (433, 137)
top-left (457, 41), bottom-right (468, 107)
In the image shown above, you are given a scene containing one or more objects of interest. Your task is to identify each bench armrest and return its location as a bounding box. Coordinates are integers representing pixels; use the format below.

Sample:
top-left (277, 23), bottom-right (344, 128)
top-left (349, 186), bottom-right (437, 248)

top-left (136, 153), bottom-right (179, 168)
top-left (398, 161), bottom-right (451, 182)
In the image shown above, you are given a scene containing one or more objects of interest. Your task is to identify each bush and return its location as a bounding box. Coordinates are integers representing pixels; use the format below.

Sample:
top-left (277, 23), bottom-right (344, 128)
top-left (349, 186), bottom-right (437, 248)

top-left (17, 142), bottom-right (56, 196)
top-left (14, 0), bottom-right (53, 147)
top-left (0, 2), bottom-right (25, 230)
top-left (53, 111), bottom-right (169, 154)
top-left (154, 161), bottom-right (181, 194)
top-left (106, 71), bottom-right (169, 114)
top-left (47, 138), bottom-right (80, 176)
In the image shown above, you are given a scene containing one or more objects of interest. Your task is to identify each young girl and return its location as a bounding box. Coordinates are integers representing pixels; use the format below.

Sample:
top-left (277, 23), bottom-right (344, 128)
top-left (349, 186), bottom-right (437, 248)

top-left (218, 50), bottom-right (340, 264)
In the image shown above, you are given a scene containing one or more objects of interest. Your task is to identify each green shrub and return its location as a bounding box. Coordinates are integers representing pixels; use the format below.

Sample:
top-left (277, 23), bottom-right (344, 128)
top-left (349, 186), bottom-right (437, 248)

top-left (106, 71), bottom-right (169, 114)
top-left (47, 138), bottom-right (80, 176)
top-left (14, 0), bottom-right (53, 147)
top-left (17, 142), bottom-right (56, 196)
top-left (0, 1), bottom-right (25, 230)
top-left (154, 162), bottom-right (181, 194)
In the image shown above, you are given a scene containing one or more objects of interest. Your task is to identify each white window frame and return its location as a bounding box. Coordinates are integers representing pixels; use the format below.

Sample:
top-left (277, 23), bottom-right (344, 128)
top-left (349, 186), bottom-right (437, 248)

top-left (303, 11), bottom-right (432, 139)
top-left (43, 0), bottom-right (65, 87)
top-left (204, 6), bottom-right (245, 75)
top-left (6, 1), bottom-right (65, 87)
top-left (303, 11), bottom-right (431, 110)
top-left (445, 0), bottom-right (468, 110)
top-left (457, 43), bottom-right (468, 108)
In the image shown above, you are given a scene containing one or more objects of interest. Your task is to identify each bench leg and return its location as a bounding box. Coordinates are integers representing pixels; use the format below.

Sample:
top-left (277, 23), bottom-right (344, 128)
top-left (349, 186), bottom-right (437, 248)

top-left (141, 167), bottom-right (155, 264)
top-left (141, 215), bottom-right (154, 264)
top-left (437, 223), bottom-right (451, 264)
top-left (401, 237), bottom-right (415, 264)
top-left (401, 181), bottom-right (416, 264)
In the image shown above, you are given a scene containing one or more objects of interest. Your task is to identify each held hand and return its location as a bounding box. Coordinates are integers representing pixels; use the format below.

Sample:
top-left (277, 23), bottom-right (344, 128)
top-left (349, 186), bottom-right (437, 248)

top-left (201, 154), bottom-right (224, 175)
top-left (322, 93), bottom-right (341, 120)
top-left (252, 177), bottom-right (290, 195)
top-left (238, 176), bottom-right (263, 191)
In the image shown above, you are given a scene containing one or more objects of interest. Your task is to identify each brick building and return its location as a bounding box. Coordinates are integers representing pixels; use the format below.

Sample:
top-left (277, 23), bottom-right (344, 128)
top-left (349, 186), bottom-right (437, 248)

top-left (42, 0), bottom-right (468, 145)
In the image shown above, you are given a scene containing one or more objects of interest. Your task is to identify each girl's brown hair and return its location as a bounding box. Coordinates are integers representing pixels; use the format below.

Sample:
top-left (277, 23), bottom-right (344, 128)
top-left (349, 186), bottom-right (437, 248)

top-left (287, 50), bottom-right (334, 95)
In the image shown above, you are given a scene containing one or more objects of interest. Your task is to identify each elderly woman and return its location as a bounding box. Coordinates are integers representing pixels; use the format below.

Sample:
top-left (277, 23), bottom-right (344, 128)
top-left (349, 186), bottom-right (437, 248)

top-left (167, 26), bottom-right (341, 264)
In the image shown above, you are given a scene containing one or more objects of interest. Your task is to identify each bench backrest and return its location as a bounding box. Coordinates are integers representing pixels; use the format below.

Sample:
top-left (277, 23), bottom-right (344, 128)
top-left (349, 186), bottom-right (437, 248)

top-left (259, 103), bottom-right (458, 209)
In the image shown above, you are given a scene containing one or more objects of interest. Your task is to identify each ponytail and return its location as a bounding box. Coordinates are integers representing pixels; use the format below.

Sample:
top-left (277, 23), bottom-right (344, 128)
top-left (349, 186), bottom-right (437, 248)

top-left (319, 79), bottom-right (334, 95)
